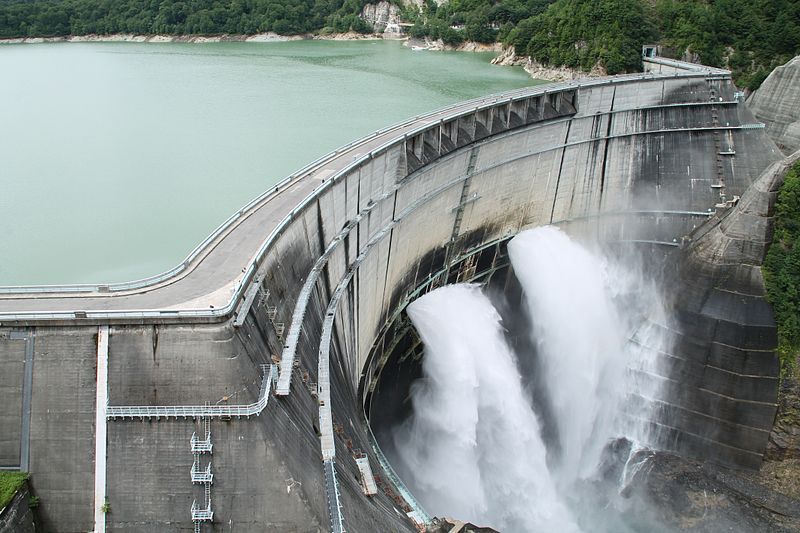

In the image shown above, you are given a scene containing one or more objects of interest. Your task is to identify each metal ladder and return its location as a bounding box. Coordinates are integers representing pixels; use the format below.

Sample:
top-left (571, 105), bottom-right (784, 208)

top-left (191, 417), bottom-right (213, 453)
top-left (709, 84), bottom-right (732, 207)
top-left (191, 419), bottom-right (213, 531)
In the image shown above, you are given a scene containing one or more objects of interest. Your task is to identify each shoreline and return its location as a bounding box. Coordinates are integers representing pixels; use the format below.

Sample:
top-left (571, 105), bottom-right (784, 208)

top-left (0, 31), bottom-right (391, 45)
top-left (403, 36), bottom-right (503, 54)
top-left (0, 31), bottom-right (573, 82)
top-left (491, 45), bottom-right (605, 82)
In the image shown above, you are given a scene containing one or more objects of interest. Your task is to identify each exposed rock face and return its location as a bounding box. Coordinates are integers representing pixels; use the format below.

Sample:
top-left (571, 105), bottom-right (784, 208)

top-left (632, 452), bottom-right (800, 532)
top-left (399, 0), bottom-right (445, 10)
top-left (491, 46), bottom-right (606, 81)
top-left (747, 55), bottom-right (800, 155)
top-left (404, 37), bottom-right (501, 53)
top-left (1, 33), bottom-right (310, 44)
top-left (360, 1), bottom-right (401, 34)
top-left (768, 378), bottom-right (800, 461)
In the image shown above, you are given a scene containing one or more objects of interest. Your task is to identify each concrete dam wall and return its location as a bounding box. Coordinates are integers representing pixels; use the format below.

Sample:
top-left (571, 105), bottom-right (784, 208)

top-left (0, 61), bottom-right (787, 532)
top-left (748, 55), bottom-right (800, 155)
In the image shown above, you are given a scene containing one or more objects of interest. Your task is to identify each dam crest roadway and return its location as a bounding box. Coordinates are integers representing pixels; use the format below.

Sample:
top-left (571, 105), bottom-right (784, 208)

top-left (0, 57), bottom-right (737, 322)
top-left (0, 52), bottom-right (793, 533)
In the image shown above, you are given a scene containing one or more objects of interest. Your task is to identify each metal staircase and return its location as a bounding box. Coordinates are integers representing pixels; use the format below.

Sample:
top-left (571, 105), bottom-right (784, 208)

top-left (190, 431), bottom-right (213, 454)
top-left (191, 457), bottom-right (213, 484)
top-left (191, 418), bottom-right (214, 531)
top-left (191, 483), bottom-right (213, 521)
top-left (105, 364), bottom-right (279, 530)
top-left (709, 86), bottom-right (728, 206)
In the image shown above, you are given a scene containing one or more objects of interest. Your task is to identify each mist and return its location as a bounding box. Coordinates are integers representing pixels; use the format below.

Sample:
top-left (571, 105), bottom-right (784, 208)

top-left (393, 283), bottom-right (579, 532)
top-left (390, 226), bottom-right (672, 532)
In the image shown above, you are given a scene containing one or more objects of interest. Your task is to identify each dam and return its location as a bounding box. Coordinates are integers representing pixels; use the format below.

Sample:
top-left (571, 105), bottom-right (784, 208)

top-left (0, 53), bottom-right (791, 532)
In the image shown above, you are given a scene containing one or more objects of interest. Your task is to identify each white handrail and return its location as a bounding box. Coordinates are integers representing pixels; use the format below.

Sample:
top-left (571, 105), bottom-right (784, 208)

top-left (107, 364), bottom-right (275, 419)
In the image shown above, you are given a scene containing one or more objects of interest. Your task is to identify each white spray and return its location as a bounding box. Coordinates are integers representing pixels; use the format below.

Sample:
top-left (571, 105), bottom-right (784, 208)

top-left (392, 226), bottom-right (669, 531)
top-left (393, 284), bottom-right (579, 532)
top-left (508, 226), bottom-right (628, 485)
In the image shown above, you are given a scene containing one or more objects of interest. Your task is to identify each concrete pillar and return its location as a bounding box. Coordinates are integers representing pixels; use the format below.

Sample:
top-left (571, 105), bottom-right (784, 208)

top-left (93, 326), bottom-right (109, 533)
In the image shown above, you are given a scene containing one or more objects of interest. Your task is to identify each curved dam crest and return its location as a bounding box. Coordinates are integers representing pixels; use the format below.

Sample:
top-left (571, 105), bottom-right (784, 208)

top-left (0, 55), bottom-right (790, 532)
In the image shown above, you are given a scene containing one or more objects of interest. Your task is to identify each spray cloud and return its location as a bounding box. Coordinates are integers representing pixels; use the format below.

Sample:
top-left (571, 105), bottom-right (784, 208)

top-left (391, 226), bottom-right (670, 531)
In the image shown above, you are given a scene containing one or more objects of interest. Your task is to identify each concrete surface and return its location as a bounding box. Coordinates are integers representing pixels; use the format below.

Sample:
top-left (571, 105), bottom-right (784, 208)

top-left (0, 332), bottom-right (25, 468)
top-left (748, 55), bottom-right (800, 155)
top-left (0, 58), bottom-right (791, 531)
top-left (27, 327), bottom-right (96, 532)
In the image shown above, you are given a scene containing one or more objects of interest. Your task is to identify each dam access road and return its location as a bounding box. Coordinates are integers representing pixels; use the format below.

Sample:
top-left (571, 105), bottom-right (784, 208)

top-left (0, 53), bottom-right (792, 533)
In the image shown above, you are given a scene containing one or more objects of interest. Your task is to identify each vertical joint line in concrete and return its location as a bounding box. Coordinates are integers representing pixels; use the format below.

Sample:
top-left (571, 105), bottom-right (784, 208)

top-left (94, 325), bottom-right (109, 533)
top-left (550, 119), bottom-right (574, 223)
top-left (444, 146), bottom-right (480, 281)
top-left (598, 86), bottom-right (618, 207)
top-left (449, 146), bottom-right (480, 245)
top-left (20, 329), bottom-right (34, 472)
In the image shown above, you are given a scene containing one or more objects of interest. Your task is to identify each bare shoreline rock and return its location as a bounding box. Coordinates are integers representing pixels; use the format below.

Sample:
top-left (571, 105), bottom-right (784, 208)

top-left (0, 32), bottom-right (597, 84)
top-left (0, 32), bottom-right (384, 45)
top-left (491, 45), bottom-right (606, 81)
top-left (404, 37), bottom-right (502, 53)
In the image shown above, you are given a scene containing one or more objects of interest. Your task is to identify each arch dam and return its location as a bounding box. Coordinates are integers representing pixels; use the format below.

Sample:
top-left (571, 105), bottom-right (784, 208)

top-left (0, 55), bottom-right (792, 533)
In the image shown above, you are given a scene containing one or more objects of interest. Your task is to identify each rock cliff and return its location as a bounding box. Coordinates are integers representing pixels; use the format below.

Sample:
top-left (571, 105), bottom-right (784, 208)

top-left (491, 46), bottom-right (606, 81)
top-left (360, 1), bottom-right (402, 35)
top-left (747, 55), bottom-right (800, 155)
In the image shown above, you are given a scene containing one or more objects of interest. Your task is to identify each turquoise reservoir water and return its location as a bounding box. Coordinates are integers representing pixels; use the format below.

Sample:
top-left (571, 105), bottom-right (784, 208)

top-left (0, 40), bottom-right (536, 285)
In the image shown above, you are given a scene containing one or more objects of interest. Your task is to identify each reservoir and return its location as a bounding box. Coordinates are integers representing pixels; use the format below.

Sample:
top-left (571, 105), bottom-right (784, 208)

top-left (0, 39), bottom-right (535, 285)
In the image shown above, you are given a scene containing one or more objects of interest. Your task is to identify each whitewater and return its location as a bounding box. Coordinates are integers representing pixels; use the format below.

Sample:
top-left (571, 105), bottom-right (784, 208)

top-left (391, 226), bottom-right (670, 531)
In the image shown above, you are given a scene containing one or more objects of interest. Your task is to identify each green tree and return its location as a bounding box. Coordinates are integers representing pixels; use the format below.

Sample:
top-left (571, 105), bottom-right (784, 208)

top-left (764, 162), bottom-right (800, 376)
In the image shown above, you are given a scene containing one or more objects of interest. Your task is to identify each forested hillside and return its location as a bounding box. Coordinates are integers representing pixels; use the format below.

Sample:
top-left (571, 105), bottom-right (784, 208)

top-left (655, 0), bottom-right (800, 89)
top-left (1, 0), bottom-right (798, 87)
top-left (0, 0), bottom-right (373, 37)
top-left (764, 161), bottom-right (800, 376)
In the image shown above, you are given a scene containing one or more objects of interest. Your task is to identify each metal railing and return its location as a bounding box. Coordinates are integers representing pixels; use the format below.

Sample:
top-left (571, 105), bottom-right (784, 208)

top-left (191, 499), bottom-right (213, 521)
top-left (107, 364), bottom-right (275, 419)
top-left (364, 420), bottom-right (432, 525)
top-left (276, 215), bottom-right (366, 395)
top-left (190, 432), bottom-right (213, 453)
top-left (643, 55), bottom-right (730, 75)
top-left (323, 459), bottom-right (345, 533)
top-left (190, 458), bottom-right (213, 484)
